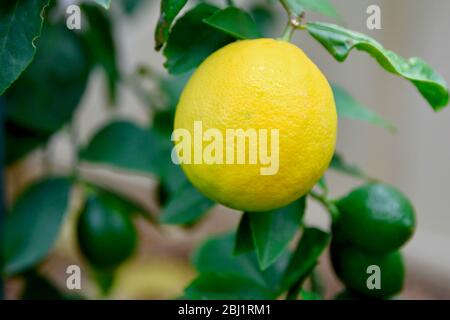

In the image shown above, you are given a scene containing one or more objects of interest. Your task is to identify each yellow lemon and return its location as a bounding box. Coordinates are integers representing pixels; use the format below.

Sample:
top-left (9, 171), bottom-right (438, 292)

top-left (173, 39), bottom-right (337, 212)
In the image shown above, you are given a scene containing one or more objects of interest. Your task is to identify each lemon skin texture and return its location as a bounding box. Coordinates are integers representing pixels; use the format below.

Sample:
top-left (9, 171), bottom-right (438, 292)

top-left (174, 39), bottom-right (337, 212)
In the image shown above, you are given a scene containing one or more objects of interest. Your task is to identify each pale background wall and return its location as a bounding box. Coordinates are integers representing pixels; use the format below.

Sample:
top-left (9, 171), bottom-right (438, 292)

top-left (8, 0), bottom-right (450, 298)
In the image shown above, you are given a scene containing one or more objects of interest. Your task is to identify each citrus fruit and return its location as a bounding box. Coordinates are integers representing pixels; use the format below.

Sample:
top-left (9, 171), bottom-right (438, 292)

top-left (174, 39), bottom-right (337, 211)
top-left (77, 195), bottom-right (137, 269)
top-left (330, 241), bottom-right (404, 299)
top-left (334, 183), bottom-right (416, 254)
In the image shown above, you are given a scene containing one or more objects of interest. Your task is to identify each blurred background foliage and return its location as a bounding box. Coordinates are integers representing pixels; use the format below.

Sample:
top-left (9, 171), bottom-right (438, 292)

top-left (1, 0), bottom-right (449, 300)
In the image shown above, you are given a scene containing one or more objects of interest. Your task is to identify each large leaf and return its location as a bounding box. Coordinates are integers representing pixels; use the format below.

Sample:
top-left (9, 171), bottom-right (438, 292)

top-left (203, 7), bottom-right (261, 40)
top-left (163, 3), bottom-right (233, 74)
top-left (154, 0), bottom-right (188, 50)
top-left (249, 198), bottom-right (306, 270)
top-left (81, 4), bottom-right (119, 104)
top-left (333, 84), bottom-right (395, 131)
top-left (5, 120), bottom-right (50, 165)
top-left (281, 228), bottom-right (330, 294)
top-left (185, 233), bottom-right (289, 299)
top-left (93, 0), bottom-right (111, 9)
top-left (330, 152), bottom-right (367, 179)
top-left (282, 0), bottom-right (340, 19)
top-left (5, 23), bottom-right (90, 134)
top-left (3, 177), bottom-right (72, 276)
top-left (0, 0), bottom-right (50, 95)
top-left (306, 22), bottom-right (449, 111)
top-left (79, 121), bottom-right (162, 176)
top-left (160, 180), bottom-right (215, 225)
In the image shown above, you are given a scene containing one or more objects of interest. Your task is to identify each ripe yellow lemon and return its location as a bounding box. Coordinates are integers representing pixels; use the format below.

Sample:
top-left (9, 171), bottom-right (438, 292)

top-left (173, 39), bottom-right (337, 212)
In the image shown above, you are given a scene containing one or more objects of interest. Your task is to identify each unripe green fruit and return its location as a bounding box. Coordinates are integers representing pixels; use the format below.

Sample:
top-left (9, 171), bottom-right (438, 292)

top-left (77, 195), bottom-right (137, 269)
top-left (330, 241), bottom-right (404, 299)
top-left (334, 183), bottom-right (415, 255)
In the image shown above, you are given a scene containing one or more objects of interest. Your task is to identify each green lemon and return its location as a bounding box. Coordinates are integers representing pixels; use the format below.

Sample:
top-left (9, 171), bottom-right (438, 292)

top-left (77, 195), bottom-right (137, 269)
top-left (330, 241), bottom-right (404, 299)
top-left (334, 183), bottom-right (416, 254)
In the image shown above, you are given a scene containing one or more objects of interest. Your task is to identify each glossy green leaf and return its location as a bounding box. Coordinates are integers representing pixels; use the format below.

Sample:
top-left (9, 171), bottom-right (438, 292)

top-left (79, 121), bottom-right (161, 176)
top-left (234, 213), bottom-right (255, 255)
top-left (81, 4), bottom-right (119, 104)
top-left (93, 0), bottom-right (111, 9)
top-left (330, 152), bottom-right (367, 179)
top-left (306, 22), bottom-right (449, 110)
top-left (186, 233), bottom-right (289, 299)
top-left (163, 3), bottom-right (233, 74)
top-left (281, 227), bottom-right (330, 291)
top-left (3, 177), bottom-right (72, 275)
top-left (332, 84), bottom-right (396, 131)
top-left (155, 0), bottom-right (188, 50)
top-left (160, 181), bottom-right (215, 225)
top-left (5, 24), bottom-right (90, 134)
top-left (249, 197), bottom-right (306, 270)
top-left (282, 0), bottom-right (340, 19)
top-left (0, 0), bottom-right (50, 95)
top-left (203, 7), bottom-right (261, 40)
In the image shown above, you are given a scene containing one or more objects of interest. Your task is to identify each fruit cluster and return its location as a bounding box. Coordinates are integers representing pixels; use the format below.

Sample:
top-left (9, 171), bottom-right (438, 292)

top-left (330, 183), bottom-right (416, 299)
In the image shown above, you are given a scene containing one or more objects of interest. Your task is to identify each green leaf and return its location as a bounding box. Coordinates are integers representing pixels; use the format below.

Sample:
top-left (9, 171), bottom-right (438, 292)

top-left (0, 0), bottom-right (50, 95)
top-left (163, 3), bottom-right (233, 74)
top-left (85, 183), bottom-right (157, 224)
top-left (3, 177), bottom-right (72, 276)
top-left (332, 84), bottom-right (396, 131)
top-left (186, 233), bottom-right (289, 299)
top-left (5, 119), bottom-right (50, 165)
top-left (22, 270), bottom-right (66, 300)
top-left (93, 0), bottom-right (111, 9)
top-left (306, 22), bottom-right (449, 111)
top-left (250, 5), bottom-right (274, 37)
top-left (282, 0), bottom-right (340, 19)
top-left (300, 290), bottom-right (322, 300)
top-left (184, 273), bottom-right (275, 300)
top-left (155, 0), bottom-right (188, 50)
top-left (79, 121), bottom-right (161, 176)
top-left (81, 4), bottom-right (119, 104)
top-left (160, 181), bottom-right (215, 225)
top-left (203, 7), bottom-right (261, 40)
top-left (5, 23), bottom-right (90, 134)
top-left (330, 152), bottom-right (367, 179)
top-left (249, 197), bottom-right (306, 270)
top-left (234, 213), bottom-right (255, 255)
top-left (281, 227), bottom-right (330, 291)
